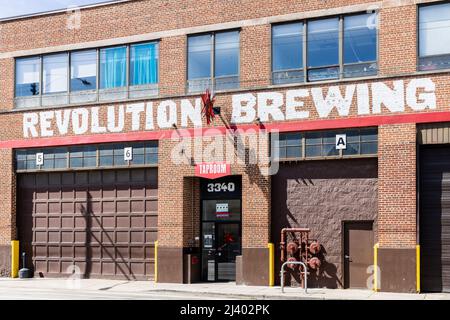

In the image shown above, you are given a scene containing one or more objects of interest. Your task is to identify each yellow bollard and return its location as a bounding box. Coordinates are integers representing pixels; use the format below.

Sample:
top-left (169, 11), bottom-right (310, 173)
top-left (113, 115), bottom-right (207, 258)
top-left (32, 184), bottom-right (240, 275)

top-left (154, 241), bottom-right (158, 283)
top-left (268, 243), bottom-right (275, 287)
top-left (416, 245), bottom-right (421, 293)
top-left (11, 241), bottom-right (19, 278)
top-left (373, 243), bottom-right (379, 292)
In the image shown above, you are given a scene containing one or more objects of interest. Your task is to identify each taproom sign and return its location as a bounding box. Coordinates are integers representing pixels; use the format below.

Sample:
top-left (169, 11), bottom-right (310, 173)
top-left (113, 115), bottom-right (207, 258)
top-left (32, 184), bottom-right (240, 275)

top-left (195, 162), bottom-right (231, 180)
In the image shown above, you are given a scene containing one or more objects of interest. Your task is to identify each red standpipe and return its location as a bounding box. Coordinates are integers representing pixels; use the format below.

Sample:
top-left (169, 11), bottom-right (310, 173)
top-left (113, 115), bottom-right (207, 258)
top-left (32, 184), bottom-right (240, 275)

top-left (280, 228), bottom-right (310, 262)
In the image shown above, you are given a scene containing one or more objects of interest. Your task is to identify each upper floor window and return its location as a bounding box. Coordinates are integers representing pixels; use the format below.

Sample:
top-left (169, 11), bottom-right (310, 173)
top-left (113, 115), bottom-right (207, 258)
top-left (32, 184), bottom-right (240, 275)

top-left (419, 2), bottom-right (450, 71)
top-left (15, 42), bottom-right (159, 109)
top-left (343, 13), bottom-right (378, 78)
top-left (272, 23), bottom-right (304, 84)
top-left (43, 53), bottom-right (68, 94)
top-left (15, 57), bottom-right (40, 97)
top-left (71, 50), bottom-right (97, 91)
top-left (271, 12), bottom-right (378, 84)
top-left (130, 42), bottom-right (159, 86)
top-left (187, 30), bottom-right (240, 93)
top-left (100, 46), bottom-right (127, 89)
top-left (307, 17), bottom-right (340, 81)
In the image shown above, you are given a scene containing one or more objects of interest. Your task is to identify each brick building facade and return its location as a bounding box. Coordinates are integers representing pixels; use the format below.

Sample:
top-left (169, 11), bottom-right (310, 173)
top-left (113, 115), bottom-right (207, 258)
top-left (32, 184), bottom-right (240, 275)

top-left (0, 0), bottom-right (449, 292)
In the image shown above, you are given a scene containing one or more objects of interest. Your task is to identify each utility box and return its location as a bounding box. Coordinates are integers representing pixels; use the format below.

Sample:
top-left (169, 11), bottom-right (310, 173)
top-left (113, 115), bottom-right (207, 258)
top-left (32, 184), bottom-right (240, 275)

top-left (183, 254), bottom-right (201, 284)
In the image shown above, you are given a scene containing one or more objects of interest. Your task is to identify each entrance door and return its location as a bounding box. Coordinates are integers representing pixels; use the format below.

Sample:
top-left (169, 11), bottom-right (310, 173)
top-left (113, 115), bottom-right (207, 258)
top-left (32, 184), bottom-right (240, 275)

top-left (344, 222), bottom-right (374, 289)
top-left (201, 202), bottom-right (242, 282)
top-left (200, 176), bottom-right (242, 282)
top-left (216, 223), bottom-right (241, 281)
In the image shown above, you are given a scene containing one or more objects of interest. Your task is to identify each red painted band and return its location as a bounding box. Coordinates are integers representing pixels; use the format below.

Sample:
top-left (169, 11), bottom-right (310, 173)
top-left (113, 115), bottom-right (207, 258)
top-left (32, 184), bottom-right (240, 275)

top-left (1, 111), bottom-right (449, 149)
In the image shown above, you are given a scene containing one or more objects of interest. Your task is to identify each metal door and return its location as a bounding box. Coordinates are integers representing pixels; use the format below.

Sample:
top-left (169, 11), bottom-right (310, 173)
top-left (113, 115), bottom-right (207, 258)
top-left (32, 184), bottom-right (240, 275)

top-left (420, 146), bottom-right (450, 292)
top-left (344, 221), bottom-right (374, 289)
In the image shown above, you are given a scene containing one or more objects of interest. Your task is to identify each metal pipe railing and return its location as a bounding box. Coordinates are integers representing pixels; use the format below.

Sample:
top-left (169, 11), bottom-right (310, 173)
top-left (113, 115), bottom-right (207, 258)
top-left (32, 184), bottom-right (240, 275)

top-left (280, 261), bottom-right (308, 294)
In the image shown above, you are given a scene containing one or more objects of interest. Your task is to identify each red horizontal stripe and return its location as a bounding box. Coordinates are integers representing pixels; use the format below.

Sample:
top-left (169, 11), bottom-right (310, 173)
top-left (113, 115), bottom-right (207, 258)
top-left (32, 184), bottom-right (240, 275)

top-left (1, 111), bottom-right (449, 149)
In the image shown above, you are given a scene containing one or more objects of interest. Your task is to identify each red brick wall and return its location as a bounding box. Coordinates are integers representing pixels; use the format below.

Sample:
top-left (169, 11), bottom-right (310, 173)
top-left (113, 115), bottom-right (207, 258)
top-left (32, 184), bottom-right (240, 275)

top-left (379, 3), bottom-right (417, 76)
top-left (157, 133), bottom-right (270, 249)
top-left (0, 149), bottom-right (15, 244)
top-left (0, 0), bottom-right (448, 283)
top-left (378, 123), bottom-right (417, 248)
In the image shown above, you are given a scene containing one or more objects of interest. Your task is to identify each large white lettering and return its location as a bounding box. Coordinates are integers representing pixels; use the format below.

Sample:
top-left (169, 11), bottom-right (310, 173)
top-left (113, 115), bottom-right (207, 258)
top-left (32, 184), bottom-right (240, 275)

top-left (20, 78), bottom-right (438, 138)
top-left (158, 100), bottom-right (177, 129)
top-left (72, 108), bottom-right (89, 135)
top-left (23, 113), bottom-right (39, 138)
top-left (232, 93), bottom-right (257, 124)
top-left (312, 85), bottom-right (355, 118)
top-left (372, 80), bottom-right (405, 114)
top-left (406, 78), bottom-right (436, 111)
top-left (181, 99), bottom-right (202, 127)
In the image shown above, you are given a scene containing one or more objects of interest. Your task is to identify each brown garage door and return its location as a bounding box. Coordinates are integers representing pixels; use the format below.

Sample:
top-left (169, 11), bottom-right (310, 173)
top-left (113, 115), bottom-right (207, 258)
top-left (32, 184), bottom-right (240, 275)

top-left (420, 146), bottom-right (450, 292)
top-left (17, 169), bottom-right (158, 280)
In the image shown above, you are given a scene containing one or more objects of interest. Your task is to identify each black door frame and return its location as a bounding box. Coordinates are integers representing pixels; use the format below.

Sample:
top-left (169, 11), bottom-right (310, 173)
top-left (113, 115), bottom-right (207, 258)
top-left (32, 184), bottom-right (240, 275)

top-left (199, 176), bottom-right (243, 282)
top-left (202, 221), bottom-right (242, 282)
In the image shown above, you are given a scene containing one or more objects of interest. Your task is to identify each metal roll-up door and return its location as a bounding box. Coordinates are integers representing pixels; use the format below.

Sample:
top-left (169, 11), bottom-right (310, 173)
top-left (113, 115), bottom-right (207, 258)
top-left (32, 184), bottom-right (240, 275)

top-left (17, 168), bottom-right (158, 280)
top-left (420, 146), bottom-right (450, 292)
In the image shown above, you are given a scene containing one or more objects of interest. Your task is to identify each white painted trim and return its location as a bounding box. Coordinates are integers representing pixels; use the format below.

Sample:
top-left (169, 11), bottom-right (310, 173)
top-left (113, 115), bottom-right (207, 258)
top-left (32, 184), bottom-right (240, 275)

top-left (0, 1), bottom-right (382, 59)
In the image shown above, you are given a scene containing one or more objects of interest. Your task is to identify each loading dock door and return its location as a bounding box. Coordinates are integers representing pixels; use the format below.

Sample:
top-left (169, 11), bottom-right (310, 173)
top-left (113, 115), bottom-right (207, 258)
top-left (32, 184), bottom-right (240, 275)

top-left (17, 169), bottom-right (158, 280)
top-left (420, 146), bottom-right (450, 292)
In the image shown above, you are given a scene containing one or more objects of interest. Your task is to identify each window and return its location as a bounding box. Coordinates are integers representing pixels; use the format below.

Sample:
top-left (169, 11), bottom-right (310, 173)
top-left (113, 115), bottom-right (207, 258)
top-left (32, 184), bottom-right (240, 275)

top-left (70, 146), bottom-right (97, 168)
top-left (188, 31), bottom-right (240, 92)
top-left (43, 148), bottom-right (68, 170)
top-left (275, 133), bottom-right (302, 159)
top-left (15, 142), bottom-right (159, 172)
top-left (100, 46), bottom-right (127, 89)
top-left (305, 131), bottom-right (340, 157)
top-left (272, 23), bottom-right (304, 84)
top-left (214, 31), bottom-right (240, 90)
top-left (130, 43), bottom-right (159, 86)
top-left (307, 18), bottom-right (340, 81)
top-left (419, 3), bottom-right (450, 71)
top-left (343, 13), bottom-right (378, 78)
top-left (15, 42), bottom-right (160, 107)
top-left (43, 54), bottom-right (68, 94)
top-left (71, 50), bottom-right (97, 91)
top-left (271, 12), bottom-right (378, 84)
top-left (274, 128), bottom-right (378, 161)
top-left (15, 57), bottom-right (40, 97)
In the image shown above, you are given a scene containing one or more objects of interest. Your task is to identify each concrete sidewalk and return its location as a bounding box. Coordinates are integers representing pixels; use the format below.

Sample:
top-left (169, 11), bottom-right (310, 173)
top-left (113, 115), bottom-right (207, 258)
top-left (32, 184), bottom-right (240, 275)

top-left (0, 278), bottom-right (449, 300)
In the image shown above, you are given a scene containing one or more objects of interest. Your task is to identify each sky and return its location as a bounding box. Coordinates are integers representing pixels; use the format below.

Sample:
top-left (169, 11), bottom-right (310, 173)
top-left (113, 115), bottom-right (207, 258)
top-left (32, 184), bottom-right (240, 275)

top-left (0, 0), bottom-right (117, 19)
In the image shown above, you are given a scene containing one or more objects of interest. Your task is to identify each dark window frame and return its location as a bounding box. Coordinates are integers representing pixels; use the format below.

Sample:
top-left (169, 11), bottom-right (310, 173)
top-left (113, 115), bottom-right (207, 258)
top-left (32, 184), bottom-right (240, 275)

top-left (273, 128), bottom-right (378, 161)
top-left (271, 11), bottom-right (379, 85)
top-left (14, 41), bottom-right (160, 104)
top-left (187, 29), bottom-right (241, 93)
top-left (15, 142), bottom-right (159, 173)
top-left (417, 1), bottom-right (450, 72)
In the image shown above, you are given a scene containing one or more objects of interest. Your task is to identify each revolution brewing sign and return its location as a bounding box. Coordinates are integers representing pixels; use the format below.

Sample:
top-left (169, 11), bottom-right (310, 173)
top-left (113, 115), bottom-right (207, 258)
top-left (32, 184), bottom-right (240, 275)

top-left (22, 77), bottom-right (436, 138)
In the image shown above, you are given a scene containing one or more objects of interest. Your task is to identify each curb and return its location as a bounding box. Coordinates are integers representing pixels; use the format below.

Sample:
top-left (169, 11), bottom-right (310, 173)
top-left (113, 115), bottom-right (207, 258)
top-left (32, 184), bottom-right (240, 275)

top-left (147, 289), bottom-right (324, 300)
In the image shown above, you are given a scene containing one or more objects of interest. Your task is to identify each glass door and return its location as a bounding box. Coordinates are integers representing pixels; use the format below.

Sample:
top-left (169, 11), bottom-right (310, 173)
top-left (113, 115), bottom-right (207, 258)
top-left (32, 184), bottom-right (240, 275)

top-left (200, 176), bottom-right (242, 282)
top-left (216, 223), bottom-right (241, 281)
top-left (201, 199), bottom-right (242, 282)
top-left (202, 222), bottom-right (216, 282)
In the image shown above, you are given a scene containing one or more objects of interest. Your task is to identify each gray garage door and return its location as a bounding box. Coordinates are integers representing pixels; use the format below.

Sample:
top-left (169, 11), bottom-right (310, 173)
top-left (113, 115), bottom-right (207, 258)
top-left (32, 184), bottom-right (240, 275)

top-left (17, 169), bottom-right (158, 280)
top-left (420, 146), bottom-right (450, 292)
